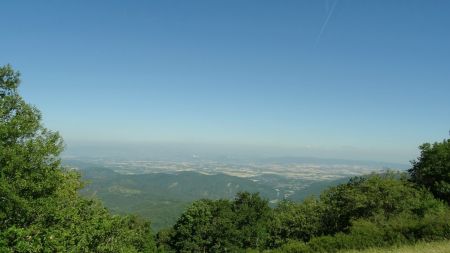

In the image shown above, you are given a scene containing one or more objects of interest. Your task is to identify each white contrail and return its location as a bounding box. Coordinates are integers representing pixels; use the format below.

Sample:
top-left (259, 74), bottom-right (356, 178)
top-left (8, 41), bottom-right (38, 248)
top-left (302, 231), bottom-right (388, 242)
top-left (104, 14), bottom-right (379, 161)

top-left (315, 0), bottom-right (339, 47)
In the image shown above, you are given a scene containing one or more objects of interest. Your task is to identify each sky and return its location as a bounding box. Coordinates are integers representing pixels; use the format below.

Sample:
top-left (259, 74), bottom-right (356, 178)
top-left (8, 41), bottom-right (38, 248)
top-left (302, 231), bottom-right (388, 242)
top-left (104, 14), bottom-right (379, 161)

top-left (1, 0), bottom-right (450, 163)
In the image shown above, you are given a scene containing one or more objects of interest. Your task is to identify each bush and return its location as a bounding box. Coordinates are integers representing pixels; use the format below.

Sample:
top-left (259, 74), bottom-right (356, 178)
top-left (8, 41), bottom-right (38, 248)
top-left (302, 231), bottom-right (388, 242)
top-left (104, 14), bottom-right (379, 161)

top-left (319, 172), bottom-right (441, 234)
top-left (271, 240), bottom-right (310, 253)
top-left (269, 198), bottom-right (324, 247)
top-left (409, 139), bottom-right (450, 204)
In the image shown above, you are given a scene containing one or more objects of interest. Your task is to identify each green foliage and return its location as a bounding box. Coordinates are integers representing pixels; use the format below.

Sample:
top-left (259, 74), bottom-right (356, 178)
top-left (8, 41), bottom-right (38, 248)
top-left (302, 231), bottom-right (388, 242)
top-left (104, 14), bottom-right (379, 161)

top-left (165, 192), bottom-right (271, 252)
top-left (409, 139), bottom-right (450, 204)
top-left (163, 170), bottom-right (450, 252)
top-left (269, 198), bottom-right (324, 247)
top-left (0, 65), bottom-right (155, 252)
top-left (267, 209), bottom-right (450, 253)
top-left (155, 228), bottom-right (175, 252)
top-left (271, 241), bottom-right (310, 253)
top-left (0, 200), bottom-right (154, 252)
top-left (343, 240), bottom-right (450, 253)
top-left (266, 174), bottom-right (450, 253)
top-left (169, 198), bottom-right (241, 252)
top-left (232, 192), bottom-right (272, 249)
top-left (319, 172), bottom-right (439, 234)
top-left (0, 65), bottom-right (65, 229)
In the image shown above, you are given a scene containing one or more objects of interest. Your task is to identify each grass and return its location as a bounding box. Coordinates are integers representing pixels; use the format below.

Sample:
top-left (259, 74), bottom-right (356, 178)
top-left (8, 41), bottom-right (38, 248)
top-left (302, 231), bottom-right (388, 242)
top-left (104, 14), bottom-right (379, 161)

top-left (342, 240), bottom-right (450, 253)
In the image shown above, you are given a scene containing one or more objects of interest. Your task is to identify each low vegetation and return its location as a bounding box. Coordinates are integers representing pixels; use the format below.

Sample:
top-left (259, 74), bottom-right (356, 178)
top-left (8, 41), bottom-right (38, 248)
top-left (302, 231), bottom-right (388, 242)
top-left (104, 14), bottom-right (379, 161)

top-left (343, 240), bottom-right (450, 253)
top-left (155, 172), bottom-right (449, 252)
top-left (1, 65), bottom-right (449, 252)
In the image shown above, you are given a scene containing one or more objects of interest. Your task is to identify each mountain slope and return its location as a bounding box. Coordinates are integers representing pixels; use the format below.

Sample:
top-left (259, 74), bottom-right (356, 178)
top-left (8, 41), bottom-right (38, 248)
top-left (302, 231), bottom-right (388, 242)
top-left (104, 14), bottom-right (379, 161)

top-left (78, 167), bottom-right (346, 231)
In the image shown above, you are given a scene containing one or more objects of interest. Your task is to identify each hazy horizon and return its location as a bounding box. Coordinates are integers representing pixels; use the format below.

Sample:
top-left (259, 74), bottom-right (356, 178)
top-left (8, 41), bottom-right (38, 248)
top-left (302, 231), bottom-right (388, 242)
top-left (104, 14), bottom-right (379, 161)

top-left (62, 140), bottom-right (415, 165)
top-left (2, 0), bottom-right (450, 163)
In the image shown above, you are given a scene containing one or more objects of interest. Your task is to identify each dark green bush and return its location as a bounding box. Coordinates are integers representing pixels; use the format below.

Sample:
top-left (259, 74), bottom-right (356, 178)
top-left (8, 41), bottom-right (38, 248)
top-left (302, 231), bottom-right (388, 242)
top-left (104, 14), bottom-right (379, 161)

top-left (409, 139), bottom-right (450, 204)
top-left (320, 172), bottom-right (442, 234)
top-left (269, 198), bottom-right (324, 247)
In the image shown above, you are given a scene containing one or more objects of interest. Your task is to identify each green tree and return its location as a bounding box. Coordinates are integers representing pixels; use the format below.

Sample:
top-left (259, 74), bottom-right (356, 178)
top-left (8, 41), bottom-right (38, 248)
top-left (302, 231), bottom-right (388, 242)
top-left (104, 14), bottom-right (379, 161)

top-left (0, 65), bottom-right (155, 252)
top-left (269, 198), bottom-right (324, 247)
top-left (232, 192), bottom-right (272, 250)
top-left (409, 139), bottom-right (450, 204)
top-left (169, 199), bottom-right (238, 253)
top-left (320, 172), bottom-right (442, 234)
top-left (168, 192), bottom-right (272, 252)
top-left (0, 64), bottom-right (65, 230)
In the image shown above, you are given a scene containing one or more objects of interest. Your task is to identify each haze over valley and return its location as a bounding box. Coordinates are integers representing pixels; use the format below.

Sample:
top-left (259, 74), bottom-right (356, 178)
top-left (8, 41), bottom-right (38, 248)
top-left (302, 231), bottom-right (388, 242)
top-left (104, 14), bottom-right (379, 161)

top-left (63, 147), bottom-right (408, 231)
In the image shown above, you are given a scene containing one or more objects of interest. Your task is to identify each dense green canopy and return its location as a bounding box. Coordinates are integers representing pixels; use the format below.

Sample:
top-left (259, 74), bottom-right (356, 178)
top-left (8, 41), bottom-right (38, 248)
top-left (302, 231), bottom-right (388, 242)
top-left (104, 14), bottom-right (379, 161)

top-left (409, 140), bottom-right (450, 204)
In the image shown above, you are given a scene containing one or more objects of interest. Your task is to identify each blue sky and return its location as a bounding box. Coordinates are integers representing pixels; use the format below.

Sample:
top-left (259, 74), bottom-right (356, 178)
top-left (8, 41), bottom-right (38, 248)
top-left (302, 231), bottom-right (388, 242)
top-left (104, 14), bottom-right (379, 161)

top-left (1, 0), bottom-right (450, 163)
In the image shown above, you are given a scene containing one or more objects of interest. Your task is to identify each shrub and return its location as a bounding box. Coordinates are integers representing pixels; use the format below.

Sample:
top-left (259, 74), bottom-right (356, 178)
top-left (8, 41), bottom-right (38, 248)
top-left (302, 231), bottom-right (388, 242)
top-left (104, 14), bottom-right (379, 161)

top-left (409, 139), bottom-right (450, 204)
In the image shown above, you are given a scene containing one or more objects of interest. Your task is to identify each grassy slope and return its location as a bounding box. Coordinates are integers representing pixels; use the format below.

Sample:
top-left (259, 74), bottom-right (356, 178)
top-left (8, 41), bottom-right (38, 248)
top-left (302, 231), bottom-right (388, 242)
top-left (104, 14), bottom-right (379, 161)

top-left (342, 240), bottom-right (450, 253)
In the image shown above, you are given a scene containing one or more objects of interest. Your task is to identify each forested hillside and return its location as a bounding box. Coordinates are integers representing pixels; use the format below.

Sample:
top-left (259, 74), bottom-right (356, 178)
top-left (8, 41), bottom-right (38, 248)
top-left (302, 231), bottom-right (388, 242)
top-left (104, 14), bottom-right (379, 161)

top-left (157, 172), bottom-right (450, 252)
top-left (1, 65), bottom-right (449, 252)
top-left (76, 166), bottom-right (347, 231)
